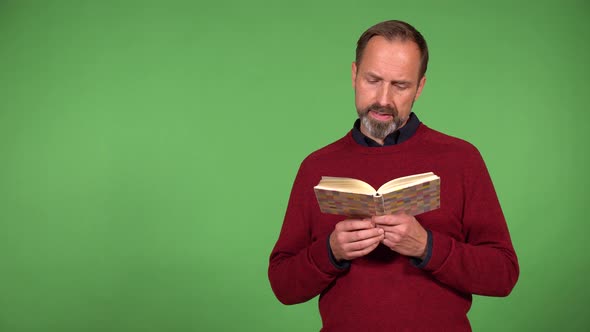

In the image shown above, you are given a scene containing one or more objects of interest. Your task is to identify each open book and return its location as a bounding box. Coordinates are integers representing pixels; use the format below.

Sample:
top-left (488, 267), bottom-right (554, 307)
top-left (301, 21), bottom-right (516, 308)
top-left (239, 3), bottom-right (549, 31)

top-left (314, 172), bottom-right (440, 217)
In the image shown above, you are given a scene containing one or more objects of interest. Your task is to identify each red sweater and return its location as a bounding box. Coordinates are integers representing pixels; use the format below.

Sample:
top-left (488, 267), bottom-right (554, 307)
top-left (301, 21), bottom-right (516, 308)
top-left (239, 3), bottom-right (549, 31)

top-left (268, 124), bottom-right (519, 331)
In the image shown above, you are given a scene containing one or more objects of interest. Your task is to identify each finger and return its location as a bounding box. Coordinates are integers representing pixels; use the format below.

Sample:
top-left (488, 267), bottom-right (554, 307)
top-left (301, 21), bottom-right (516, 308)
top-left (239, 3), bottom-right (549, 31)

top-left (375, 225), bottom-right (396, 233)
top-left (384, 232), bottom-right (402, 243)
top-left (347, 227), bottom-right (384, 242)
top-left (336, 219), bottom-right (376, 231)
top-left (374, 213), bottom-right (415, 226)
top-left (333, 227), bottom-right (381, 246)
top-left (332, 226), bottom-right (378, 245)
top-left (344, 238), bottom-right (383, 260)
top-left (381, 234), bottom-right (399, 250)
top-left (344, 236), bottom-right (381, 252)
top-left (372, 215), bottom-right (400, 226)
top-left (382, 238), bottom-right (396, 250)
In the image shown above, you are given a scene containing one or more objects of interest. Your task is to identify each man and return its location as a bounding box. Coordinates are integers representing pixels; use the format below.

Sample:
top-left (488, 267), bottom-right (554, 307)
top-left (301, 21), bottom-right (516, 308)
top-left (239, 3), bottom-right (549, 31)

top-left (268, 20), bottom-right (519, 331)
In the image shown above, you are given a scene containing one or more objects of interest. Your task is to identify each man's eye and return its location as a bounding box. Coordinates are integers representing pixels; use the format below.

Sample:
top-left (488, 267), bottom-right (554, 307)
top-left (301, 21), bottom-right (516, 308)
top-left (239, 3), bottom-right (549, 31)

top-left (367, 79), bottom-right (379, 84)
top-left (395, 84), bottom-right (408, 90)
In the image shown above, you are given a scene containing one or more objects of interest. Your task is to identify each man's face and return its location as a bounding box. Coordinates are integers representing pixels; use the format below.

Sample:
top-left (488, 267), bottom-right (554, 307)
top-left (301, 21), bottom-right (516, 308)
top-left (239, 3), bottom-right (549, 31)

top-left (352, 36), bottom-right (426, 142)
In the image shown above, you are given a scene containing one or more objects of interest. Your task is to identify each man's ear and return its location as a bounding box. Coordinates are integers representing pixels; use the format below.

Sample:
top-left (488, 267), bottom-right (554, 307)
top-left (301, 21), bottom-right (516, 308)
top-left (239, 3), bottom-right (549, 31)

top-left (415, 75), bottom-right (426, 100)
top-left (351, 62), bottom-right (357, 89)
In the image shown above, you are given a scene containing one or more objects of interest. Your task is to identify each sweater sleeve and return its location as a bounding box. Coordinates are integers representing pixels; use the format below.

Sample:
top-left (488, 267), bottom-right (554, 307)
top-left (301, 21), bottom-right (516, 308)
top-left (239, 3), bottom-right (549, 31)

top-left (268, 161), bottom-right (348, 305)
top-left (420, 149), bottom-right (519, 297)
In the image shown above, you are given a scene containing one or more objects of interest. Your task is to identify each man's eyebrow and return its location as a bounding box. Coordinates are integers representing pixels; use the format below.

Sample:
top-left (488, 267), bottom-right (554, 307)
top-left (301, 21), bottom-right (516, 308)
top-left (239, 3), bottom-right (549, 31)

top-left (364, 72), bottom-right (412, 84)
top-left (365, 72), bottom-right (382, 79)
top-left (366, 73), bottom-right (412, 85)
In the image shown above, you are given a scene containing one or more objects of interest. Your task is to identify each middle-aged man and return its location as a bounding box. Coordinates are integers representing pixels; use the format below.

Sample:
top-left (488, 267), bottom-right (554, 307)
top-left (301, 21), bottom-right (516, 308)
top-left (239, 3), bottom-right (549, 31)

top-left (268, 20), bottom-right (519, 331)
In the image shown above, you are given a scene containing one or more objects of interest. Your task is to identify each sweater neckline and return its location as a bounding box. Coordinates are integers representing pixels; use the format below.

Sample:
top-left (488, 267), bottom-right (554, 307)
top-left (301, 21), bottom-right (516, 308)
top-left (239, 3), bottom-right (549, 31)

top-left (345, 123), bottom-right (429, 155)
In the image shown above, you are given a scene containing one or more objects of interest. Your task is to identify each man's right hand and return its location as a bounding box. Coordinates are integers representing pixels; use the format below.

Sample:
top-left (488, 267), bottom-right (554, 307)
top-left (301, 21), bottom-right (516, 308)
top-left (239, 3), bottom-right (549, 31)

top-left (329, 219), bottom-right (385, 262)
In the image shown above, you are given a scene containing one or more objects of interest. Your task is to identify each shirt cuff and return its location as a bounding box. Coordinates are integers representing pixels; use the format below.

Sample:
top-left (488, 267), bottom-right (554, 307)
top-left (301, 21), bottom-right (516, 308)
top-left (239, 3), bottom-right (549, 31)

top-left (410, 228), bottom-right (433, 268)
top-left (327, 235), bottom-right (351, 270)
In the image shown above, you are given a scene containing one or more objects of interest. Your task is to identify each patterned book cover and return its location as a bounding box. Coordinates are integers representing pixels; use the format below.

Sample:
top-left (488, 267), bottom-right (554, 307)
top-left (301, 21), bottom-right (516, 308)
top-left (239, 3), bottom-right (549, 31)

top-left (314, 177), bottom-right (440, 217)
top-left (313, 189), bottom-right (378, 217)
top-left (380, 178), bottom-right (440, 215)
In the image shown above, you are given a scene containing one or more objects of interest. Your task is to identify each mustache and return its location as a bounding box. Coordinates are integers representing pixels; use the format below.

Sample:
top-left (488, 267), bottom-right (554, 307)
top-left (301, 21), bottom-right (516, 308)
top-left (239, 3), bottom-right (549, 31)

top-left (365, 104), bottom-right (397, 115)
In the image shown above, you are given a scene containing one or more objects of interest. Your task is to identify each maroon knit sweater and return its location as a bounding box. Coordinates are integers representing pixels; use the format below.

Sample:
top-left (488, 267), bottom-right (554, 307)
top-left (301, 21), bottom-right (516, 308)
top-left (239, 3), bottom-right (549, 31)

top-left (268, 124), bottom-right (519, 331)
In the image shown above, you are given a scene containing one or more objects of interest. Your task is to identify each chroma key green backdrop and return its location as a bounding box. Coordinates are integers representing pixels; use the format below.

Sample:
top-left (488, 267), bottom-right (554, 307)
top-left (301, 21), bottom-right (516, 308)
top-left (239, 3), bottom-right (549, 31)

top-left (0, 0), bottom-right (588, 331)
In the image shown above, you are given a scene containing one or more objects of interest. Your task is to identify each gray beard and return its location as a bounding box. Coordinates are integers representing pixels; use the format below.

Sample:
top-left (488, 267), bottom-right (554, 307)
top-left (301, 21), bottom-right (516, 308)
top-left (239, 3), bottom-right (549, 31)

top-left (357, 101), bottom-right (414, 140)
top-left (360, 113), bottom-right (404, 140)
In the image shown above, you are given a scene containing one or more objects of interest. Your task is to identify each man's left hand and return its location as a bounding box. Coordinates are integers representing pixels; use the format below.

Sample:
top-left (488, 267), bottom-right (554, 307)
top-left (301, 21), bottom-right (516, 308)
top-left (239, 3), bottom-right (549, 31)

top-left (372, 213), bottom-right (428, 259)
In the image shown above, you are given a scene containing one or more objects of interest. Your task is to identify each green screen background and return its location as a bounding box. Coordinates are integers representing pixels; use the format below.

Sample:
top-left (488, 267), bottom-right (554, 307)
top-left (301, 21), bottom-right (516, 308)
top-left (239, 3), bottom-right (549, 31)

top-left (1, 0), bottom-right (588, 331)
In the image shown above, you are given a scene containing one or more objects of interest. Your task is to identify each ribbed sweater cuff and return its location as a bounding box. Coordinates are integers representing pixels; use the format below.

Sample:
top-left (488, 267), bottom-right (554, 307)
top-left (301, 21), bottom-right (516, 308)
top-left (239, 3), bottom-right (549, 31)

top-left (308, 234), bottom-right (350, 276)
top-left (327, 235), bottom-right (351, 270)
top-left (421, 229), bottom-right (454, 274)
top-left (410, 229), bottom-right (433, 268)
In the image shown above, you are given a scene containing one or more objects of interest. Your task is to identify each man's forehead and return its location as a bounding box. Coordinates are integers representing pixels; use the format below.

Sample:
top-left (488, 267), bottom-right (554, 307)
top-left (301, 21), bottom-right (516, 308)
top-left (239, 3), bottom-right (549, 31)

top-left (358, 37), bottom-right (422, 79)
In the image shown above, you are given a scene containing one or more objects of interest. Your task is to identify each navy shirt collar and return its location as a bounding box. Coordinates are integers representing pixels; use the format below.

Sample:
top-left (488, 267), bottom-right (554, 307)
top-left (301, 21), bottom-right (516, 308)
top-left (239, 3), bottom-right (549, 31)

top-left (352, 112), bottom-right (421, 147)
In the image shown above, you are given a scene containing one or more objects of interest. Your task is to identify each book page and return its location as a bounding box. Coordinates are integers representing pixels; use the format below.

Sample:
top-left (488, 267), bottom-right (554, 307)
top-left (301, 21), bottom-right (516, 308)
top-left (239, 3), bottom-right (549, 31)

top-left (314, 177), bottom-right (377, 195)
top-left (377, 172), bottom-right (437, 194)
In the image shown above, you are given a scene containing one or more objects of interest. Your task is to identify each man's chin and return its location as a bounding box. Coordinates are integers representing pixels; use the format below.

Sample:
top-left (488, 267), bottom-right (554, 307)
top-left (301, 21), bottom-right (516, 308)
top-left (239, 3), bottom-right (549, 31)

top-left (365, 117), bottom-right (394, 128)
top-left (360, 115), bottom-right (397, 139)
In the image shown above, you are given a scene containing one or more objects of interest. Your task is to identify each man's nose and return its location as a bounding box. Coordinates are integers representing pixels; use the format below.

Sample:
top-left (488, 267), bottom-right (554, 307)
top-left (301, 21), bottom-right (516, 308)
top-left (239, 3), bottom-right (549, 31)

top-left (376, 84), bottom-right (392, 107)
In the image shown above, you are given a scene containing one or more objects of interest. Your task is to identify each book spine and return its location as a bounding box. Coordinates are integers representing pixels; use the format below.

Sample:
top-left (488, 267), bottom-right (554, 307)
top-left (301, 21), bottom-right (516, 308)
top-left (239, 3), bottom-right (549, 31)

top-left (373, 194), bottom-right (385, 216)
